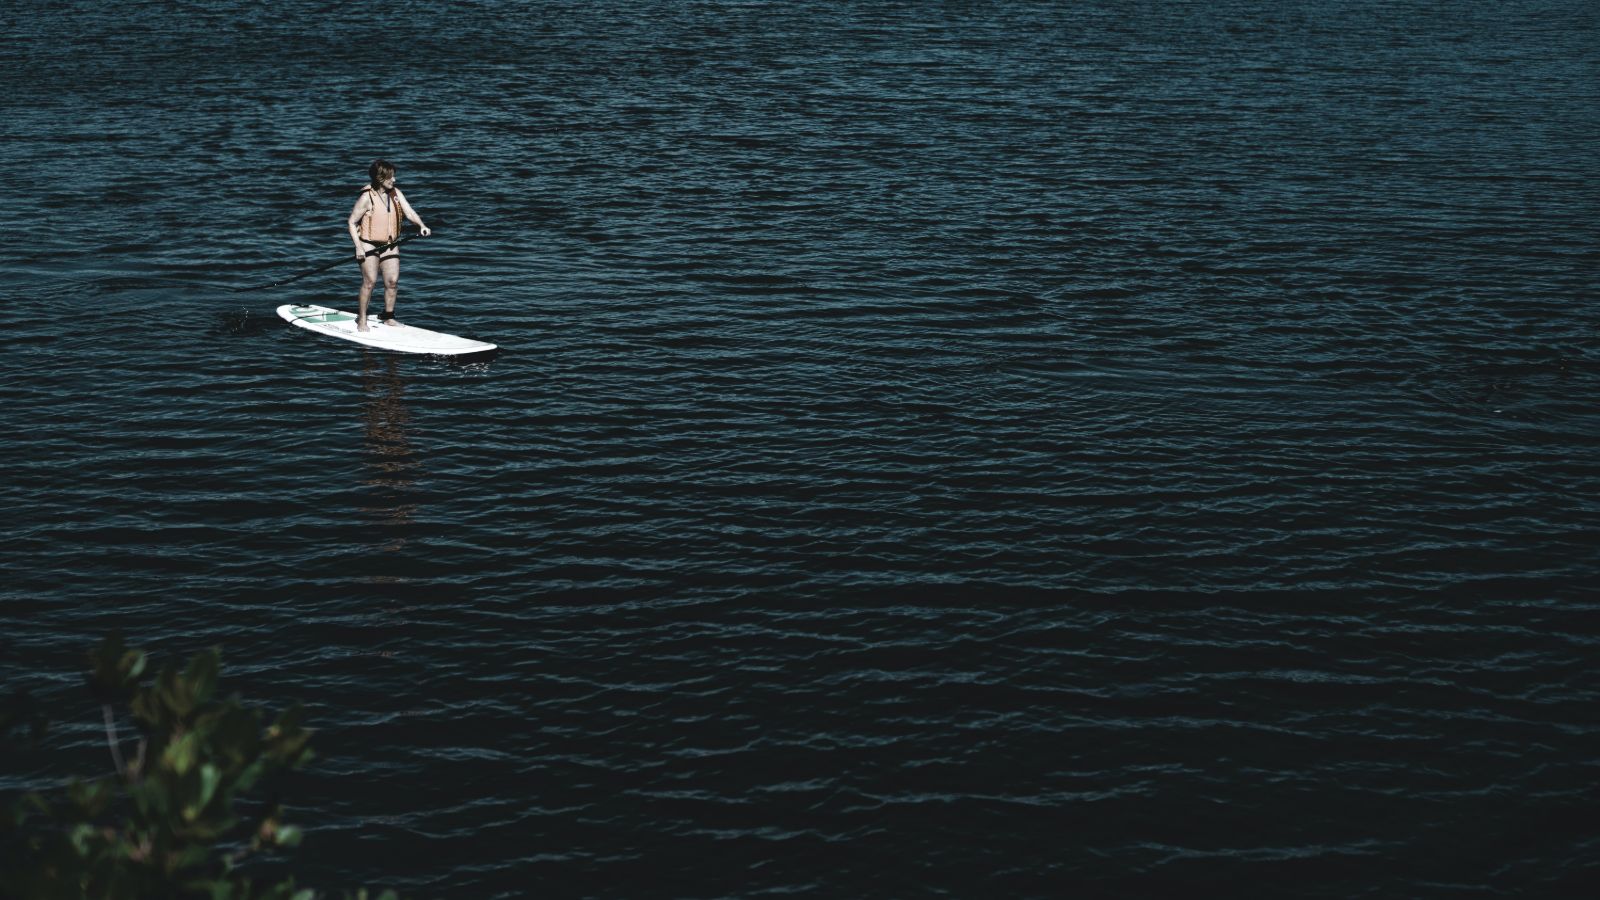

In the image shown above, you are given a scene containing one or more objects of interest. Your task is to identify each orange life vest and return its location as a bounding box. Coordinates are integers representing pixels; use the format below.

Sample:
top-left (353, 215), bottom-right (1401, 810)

top-left (359, 185), bottom-right (402, 243)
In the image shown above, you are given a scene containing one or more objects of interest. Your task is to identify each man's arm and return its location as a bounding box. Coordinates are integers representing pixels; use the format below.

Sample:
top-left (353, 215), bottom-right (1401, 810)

top-left (347, 193), bottom-right (371, 258)
top-left (395, 190), bottom-right (431, 236)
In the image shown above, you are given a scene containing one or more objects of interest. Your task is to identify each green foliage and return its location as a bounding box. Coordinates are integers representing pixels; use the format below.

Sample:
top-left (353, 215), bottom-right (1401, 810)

top-left (1, 635), bottom-right (399, 900)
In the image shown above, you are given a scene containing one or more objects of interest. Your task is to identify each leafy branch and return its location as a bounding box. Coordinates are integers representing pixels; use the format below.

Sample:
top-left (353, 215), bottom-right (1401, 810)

top-left (1, 635), bottom-right (399, 900)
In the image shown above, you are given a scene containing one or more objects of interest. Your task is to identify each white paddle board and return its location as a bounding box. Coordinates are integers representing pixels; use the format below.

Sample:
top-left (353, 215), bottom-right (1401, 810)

top-left (276, 304), bottom-right (496, 356)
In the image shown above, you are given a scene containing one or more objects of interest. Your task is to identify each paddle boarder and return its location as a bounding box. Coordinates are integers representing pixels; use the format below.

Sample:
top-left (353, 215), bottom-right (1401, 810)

top-left (348, 160), bottom-right (430, 332)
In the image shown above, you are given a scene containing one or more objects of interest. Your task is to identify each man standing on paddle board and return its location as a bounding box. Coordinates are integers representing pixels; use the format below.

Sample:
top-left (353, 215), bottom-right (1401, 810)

top-left (348, 160), bottom-right (430, 332)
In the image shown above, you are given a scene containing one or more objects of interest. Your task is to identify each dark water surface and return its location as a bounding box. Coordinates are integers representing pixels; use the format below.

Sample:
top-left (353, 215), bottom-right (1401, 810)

top-left (4, 0), bottom-right (1599, 896)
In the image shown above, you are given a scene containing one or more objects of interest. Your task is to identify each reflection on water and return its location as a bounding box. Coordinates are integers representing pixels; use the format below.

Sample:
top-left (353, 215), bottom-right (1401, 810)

top-left (360, 352), bottom-right (418, 555)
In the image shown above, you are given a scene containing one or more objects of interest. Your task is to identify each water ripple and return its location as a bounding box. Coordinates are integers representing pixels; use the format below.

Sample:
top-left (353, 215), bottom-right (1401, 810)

top-left (4, 1), bottom-right (1599, 897)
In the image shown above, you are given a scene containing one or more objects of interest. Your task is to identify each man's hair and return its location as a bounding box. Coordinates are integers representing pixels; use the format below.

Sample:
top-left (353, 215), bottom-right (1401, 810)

top-left (369, 159), bottom-right (396, 187)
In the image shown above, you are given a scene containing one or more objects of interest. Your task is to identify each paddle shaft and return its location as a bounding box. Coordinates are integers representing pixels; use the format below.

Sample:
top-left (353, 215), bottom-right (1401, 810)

top-left (232, 230), bottom-right (423, 294)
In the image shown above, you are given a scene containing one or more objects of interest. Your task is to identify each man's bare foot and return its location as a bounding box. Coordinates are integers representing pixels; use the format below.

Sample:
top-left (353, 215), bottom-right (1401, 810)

top-left (356, 318), bottom-right (369, 332)
top-left (383, 317), bottom-right (403, 327)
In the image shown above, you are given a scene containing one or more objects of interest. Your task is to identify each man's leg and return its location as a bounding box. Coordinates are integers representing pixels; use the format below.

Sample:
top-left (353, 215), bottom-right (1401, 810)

top-left (357, 255), bottom-right (379, 331)
top-left (381, 256), bottom-right (401, 325)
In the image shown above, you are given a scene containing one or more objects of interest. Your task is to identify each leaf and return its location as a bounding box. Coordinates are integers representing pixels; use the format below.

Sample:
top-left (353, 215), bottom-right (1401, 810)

top-left (164, 730), bottom-right (201, 776)
top-left (173, 842), bottom-right (210, 871)
top-left (186, 649), bottom-right (221, 707)
top-left (160, 665), bottom-right (193, 721)
top-left (128, 776), bottom-right (167, 818)
top-left (235, 759), bottom-right (267, 794)
top-left (211, 705), bottom-right (264, 773)
top-left (264, 704), bottom-right (313, 768)
top-left (24, 790), bottom-right (51, 815)
top-left (86, 633), bottom-right (148, 703)
top-left (68, 777), bottom-right (114, 817)
top-left (69, 822), bottom-right (96, 855)
top-left (233, 755), bottom-right (265, 791)
top-left (197, 763), bottom-right (222, 811)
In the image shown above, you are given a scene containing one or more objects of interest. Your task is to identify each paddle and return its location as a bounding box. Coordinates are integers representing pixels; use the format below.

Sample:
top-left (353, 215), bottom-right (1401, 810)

top-left (232, 227), bottom-right (430, 293)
